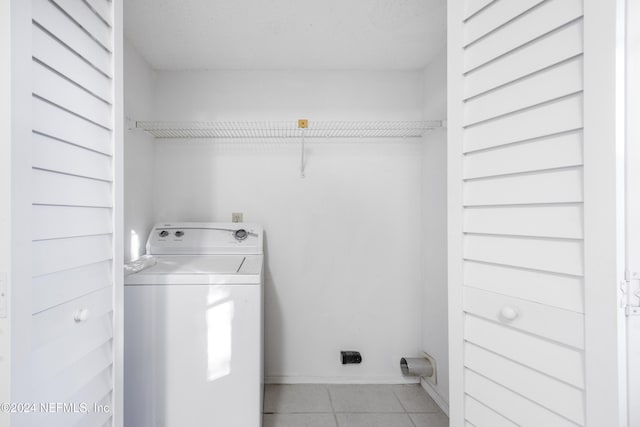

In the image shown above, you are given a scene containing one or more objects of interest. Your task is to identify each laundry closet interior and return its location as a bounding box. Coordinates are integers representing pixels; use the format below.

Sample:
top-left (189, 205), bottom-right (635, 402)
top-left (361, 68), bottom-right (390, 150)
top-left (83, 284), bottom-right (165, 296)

top-left (122, 0), bottom-right (449, 422)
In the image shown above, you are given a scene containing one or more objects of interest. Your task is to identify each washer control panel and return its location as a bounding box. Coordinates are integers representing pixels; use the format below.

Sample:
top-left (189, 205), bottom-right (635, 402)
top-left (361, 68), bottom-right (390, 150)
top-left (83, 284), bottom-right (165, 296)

top-left (148, 222), bottom-right (263, 255)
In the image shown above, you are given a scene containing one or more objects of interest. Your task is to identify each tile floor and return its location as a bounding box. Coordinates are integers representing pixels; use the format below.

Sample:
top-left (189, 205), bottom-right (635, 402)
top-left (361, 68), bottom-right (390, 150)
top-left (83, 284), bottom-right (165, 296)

top-left (263, 384), bottom-right (449, 427)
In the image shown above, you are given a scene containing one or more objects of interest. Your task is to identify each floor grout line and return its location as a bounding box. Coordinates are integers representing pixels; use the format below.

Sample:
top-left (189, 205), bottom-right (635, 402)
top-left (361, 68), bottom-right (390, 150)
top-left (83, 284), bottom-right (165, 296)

top-left (325, 384), bottom-right (340, 427)
top-left (392, 387), bottom-right (420, 427)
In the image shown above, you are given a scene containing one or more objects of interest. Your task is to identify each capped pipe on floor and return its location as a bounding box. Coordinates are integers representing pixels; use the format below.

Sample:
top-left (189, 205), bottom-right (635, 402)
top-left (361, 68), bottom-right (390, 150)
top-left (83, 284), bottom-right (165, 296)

top-left (400, 357), bottom-right (433, 377)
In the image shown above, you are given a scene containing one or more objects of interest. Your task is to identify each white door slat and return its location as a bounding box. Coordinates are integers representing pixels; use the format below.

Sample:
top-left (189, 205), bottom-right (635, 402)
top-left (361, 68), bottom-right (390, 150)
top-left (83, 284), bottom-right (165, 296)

top-left (32, 133), bottom-right (112, 183)
top-left (463, 287), bottom-right (584, 348)
top-left (464, 0), bottom-right (583, 72)
top-left (464, 94), bottom-right (583, 153)
top-left (85, 0), bottom-right (112, 26)
top-left (32, 234), bottom-right (112, 277)
top-left (32, 60), bottom-right (112, 129)
top-left (32, 365), bottom-right (112, 427)
top-left (70, 367), bottom-right (112, 407)
top-left (464, 315), bottom-right (584, 388)
top-left (464, 260), bottom-right (584, 313)
top-left (464, 57), bottom-right (583, 126)
top-left (465, 395), bottom-right (518, 427)
top-left (32, 260), bottom-right (112, 314)
top-left (33, 97), bottom-right (112, 155)
top-left (463, 0), bottom-right (495, 21)
top-left (463, 131), bottom-right (583, 180)
top-left (465, 343), bottom-right (585, 424)
top-left (32, 0), bottom-right (111, 75)
top-left (464, 168), bottom-right (583, 207)
top-left (32, 313), bottom-right (112, 382)
top-left (32, 24), bottom-right (111, 103)
top-left (464, 234), bottom-right (583, 276)
top-left (465, 370), bottom-right (581, 427)
top-left (50, 0), bottom-right (111, 50)
top-left (33, 340), bottom-right (112, 402)
top-left (71, 393), bottom-right (113, 427)
top-left (32, 169), bottom-right (112, 208)
top-left (464, 204), bottom-right (583, 239)
top-left (32, 205), bottom-right (112, 241)
top-left (464, 21), bottom-right (583, 100)
top-left (464, 0), bottom-right (545, 47)
top-left (32, 287), bottom-right (112, 347)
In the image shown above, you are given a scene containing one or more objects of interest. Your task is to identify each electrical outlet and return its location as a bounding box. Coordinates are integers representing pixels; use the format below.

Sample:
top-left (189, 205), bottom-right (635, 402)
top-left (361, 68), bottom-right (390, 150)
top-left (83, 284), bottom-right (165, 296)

top-left (232, 212), bottom-right (243, 223)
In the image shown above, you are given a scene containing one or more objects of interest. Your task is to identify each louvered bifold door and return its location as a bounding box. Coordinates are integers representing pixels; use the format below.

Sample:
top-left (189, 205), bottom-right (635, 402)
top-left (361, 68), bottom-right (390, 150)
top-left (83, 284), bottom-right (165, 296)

top-left (448, 0), bottom-right (627, 425)
top-left (449, 1), bottom-right (588, 426)
top-left (30, 0), bottom-right (115, 426)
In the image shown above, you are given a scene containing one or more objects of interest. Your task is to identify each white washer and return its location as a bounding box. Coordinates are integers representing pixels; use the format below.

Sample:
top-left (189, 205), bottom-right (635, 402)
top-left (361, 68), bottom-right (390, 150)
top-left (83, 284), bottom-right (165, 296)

top-left (124, 222), bottom-right (263, 427)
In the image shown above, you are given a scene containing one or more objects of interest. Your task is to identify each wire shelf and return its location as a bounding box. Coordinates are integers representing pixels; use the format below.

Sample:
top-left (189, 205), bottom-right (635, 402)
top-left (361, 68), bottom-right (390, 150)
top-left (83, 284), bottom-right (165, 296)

top-left (134, 120), bottom-right (443, 139)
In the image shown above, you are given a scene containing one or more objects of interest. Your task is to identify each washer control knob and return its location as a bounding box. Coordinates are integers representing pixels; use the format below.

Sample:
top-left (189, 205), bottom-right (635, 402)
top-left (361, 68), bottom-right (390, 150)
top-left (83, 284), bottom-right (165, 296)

top-left (159, 230), bottom-right (169, 237)
top-left (234, 229), bottom-right (248, 241)
top-left (175, 230), bottom-right (184, 237)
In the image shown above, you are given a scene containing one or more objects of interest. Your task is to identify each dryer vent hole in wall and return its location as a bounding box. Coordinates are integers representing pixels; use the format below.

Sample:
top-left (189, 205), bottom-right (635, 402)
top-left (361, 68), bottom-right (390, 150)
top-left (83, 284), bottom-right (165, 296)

top-left (341, 351), bottom-right (362, 364)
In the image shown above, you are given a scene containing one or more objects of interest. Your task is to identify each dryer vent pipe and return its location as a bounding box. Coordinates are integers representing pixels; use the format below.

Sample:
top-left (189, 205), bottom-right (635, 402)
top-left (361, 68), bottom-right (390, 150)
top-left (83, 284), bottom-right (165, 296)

top-left (400, 357), bottom-right (433, 377)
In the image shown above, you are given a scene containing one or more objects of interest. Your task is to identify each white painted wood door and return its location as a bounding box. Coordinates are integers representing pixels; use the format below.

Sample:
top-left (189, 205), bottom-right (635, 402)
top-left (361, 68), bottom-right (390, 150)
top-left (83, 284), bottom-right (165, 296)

top-left (3, 1), bottom-right (123, 426)
top-left (29, 1), bottom-right (120, 426)
top-left (626, 0), bottom-right (640, 425)
top-left (0, 2), bottom-right (13, 426)
top-left (448, 1), bottom-right (626, 426)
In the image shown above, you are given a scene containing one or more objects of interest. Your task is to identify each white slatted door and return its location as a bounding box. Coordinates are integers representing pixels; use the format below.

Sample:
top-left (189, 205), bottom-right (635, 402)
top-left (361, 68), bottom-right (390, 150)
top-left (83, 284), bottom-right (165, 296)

top-left (448, 1), bottom-right (625, 426)
top-left (30, 1), bottom-right (115, 426)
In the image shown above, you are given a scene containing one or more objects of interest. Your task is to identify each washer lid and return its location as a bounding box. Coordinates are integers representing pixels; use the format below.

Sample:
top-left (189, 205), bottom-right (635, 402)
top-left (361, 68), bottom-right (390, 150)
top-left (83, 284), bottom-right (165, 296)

top-left (124, 255), bottom-right (263, 286)
top-left (136, 255), bottom-right (260, 274)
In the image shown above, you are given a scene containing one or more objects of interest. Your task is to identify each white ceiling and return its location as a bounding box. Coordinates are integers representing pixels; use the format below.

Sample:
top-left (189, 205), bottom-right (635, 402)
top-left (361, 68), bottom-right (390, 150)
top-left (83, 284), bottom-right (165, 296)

top-left (124, 0), bottom-right (446, 70)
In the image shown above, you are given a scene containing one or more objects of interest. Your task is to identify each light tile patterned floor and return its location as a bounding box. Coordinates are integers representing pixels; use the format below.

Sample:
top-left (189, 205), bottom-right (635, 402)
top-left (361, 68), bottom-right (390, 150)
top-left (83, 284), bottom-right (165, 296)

top-left (263, 384), bottom-right (449, 427)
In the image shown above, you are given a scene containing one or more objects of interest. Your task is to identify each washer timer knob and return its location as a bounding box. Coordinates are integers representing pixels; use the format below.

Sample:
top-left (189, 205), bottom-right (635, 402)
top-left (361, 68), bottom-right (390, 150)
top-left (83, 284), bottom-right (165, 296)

top-left (234, 229), bottom-right (248, 241)
top-left (175, 231), bottom-right (184, 237)
top-left (159, 230), bottom-right (169, 237)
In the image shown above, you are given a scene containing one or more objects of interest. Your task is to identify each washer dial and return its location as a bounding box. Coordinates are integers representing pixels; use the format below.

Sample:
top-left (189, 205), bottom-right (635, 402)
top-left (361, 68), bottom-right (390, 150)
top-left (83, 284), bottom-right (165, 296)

top-left (234, 229), bottom-right (248, 241)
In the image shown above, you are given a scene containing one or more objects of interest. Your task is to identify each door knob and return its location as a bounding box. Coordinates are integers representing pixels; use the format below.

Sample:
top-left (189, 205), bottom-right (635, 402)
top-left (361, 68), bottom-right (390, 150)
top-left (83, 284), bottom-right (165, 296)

top-left (500, 306), bottom-right (519, 321)
top-left (73, 308), bottom-right (90, 323)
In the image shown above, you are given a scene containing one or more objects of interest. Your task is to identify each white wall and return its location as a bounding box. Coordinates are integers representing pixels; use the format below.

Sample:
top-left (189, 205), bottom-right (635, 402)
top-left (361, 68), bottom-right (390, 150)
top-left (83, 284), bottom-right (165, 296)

top-left (420, 50), bottom-right (449, 407)
top-left (151, 70), bottom-right (429, 382)
top-left (124, 39), bottom-right (156, 262)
